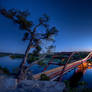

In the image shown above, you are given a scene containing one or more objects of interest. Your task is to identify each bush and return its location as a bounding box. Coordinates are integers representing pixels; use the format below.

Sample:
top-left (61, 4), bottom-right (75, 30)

top-left (40, 74), bottom-right (50, 81)
top-left (0, 66), bottom-right (10, 74)
top-left (2, 67), bottom-right (10, 74)
top-left (10, 55), bottom-right (24, 59)
top-left (78, 81), bottom-right (87, 86)
top-left (82, 88), bottom-right (92, 92)
top-left (38, 61), bottom-right (47, 66)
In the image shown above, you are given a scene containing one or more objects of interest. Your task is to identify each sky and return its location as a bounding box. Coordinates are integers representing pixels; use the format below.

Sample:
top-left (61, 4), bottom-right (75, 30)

top-left (0, 0), bottom-right (92, 53)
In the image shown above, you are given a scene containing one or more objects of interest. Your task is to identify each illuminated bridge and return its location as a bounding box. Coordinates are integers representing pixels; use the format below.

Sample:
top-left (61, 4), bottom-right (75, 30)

top-left (33, 52), bottom-right (92, 81)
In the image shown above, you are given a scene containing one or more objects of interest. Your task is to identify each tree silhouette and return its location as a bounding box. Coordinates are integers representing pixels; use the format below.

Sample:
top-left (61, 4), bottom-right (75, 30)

top-left (0, 8), bottom-right (58, 80)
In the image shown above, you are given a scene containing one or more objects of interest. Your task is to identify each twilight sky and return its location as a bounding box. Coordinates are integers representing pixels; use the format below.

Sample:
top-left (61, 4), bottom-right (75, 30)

top-left (0, 0), bottom-right (92, 53)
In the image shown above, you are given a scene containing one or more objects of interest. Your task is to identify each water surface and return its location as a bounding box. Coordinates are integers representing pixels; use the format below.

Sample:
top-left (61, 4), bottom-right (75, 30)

top-left (0, 56), bottom-right (92, 88)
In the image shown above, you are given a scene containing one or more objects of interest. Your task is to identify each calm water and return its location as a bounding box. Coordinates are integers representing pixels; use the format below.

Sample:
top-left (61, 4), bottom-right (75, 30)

top-left (0, 56), bottom-right (92, 88)
top-left (62, 62), bottom-right (92, 88)
top-left (0, 56), bottom-right (21, 72)
top-left (0, 56), bottom-right (58, 73)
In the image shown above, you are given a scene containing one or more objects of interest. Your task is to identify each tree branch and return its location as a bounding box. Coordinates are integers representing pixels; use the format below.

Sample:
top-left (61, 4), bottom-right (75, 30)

top-left (25, 54), bottom-right (47, 72)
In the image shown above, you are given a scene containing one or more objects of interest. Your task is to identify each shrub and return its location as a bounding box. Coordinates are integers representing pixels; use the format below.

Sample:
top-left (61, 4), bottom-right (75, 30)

top-left (40, 74), bottom-right (50, 80)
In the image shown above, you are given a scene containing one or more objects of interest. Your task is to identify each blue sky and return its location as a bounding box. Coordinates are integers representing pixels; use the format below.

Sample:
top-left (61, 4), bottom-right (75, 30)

top-left (0, 0), bottom-right (92, 53)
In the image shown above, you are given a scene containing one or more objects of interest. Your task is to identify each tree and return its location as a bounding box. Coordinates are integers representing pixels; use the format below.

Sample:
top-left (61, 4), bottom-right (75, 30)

top-left (0, 8), bottom-right (58, 80)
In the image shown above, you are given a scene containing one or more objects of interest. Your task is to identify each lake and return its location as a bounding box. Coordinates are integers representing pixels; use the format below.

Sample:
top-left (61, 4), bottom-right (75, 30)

top-left (0, 56), bottom-right (92, 88)
top-left (0, 56), bottom-right (59, 74)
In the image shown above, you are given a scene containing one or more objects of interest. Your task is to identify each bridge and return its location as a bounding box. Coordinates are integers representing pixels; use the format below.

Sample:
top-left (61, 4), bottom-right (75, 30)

top-left (33, 52), bottom-right (92, 81)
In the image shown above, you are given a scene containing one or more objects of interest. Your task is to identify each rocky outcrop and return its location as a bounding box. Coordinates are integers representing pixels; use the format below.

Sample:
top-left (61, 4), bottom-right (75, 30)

top-left (0, 77), bottom-right (65, 92)
top-left (0, 77), bottom-right (17, 92)
top-left (14, 80), bottom-right (65, 92)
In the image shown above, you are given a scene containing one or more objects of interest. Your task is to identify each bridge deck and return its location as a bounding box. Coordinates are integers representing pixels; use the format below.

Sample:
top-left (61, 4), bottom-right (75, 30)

top-left (33, 52), bottom-right (92, 80)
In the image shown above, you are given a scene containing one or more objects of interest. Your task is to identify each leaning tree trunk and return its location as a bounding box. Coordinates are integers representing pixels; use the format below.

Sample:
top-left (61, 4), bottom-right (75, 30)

top-left (17, 39), bottom-right (33, 81)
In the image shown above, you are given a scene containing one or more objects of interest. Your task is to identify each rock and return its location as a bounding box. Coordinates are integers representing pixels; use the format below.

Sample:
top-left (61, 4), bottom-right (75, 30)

top-left (0, 77), bottom-right (65, 92)
top-left (16, 80), bottom-right (65, 92)
top-left (0, 77), bottom-right (17, 92)
top-left (4, 78), bottom-right (17, 89)
top-left (31, 88), bottom-right (41, 92)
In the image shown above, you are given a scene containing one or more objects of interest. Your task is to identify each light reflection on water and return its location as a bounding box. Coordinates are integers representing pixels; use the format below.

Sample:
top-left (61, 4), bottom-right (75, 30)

top-left (62, 62), bottom-right (92, 88)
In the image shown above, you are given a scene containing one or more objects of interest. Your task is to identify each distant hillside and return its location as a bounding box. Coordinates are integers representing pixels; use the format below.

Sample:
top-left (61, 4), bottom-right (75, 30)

top-left (0, 52), bottom-right (24, 56)
top-left (0, 51), bottom-right (90, 58)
